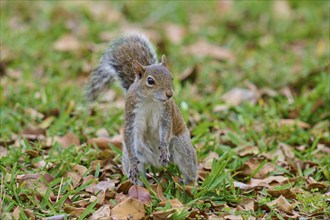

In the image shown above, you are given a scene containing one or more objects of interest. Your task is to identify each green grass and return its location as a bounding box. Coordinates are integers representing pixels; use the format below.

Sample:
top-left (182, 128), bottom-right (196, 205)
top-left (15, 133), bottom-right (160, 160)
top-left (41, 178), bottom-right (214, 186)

top-left (1, 0), bottom-right (329, 219)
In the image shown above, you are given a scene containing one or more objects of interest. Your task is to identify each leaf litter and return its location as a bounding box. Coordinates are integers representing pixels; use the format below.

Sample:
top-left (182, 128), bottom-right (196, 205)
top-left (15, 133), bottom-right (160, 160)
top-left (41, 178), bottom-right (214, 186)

top-left (1, 1), bottom-right (330, 219)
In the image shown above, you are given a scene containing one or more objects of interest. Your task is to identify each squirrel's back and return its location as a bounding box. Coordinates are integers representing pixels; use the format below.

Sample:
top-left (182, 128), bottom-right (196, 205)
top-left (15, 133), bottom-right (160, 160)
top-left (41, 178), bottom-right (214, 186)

top-left (85, 34), bottom-right (157, 101)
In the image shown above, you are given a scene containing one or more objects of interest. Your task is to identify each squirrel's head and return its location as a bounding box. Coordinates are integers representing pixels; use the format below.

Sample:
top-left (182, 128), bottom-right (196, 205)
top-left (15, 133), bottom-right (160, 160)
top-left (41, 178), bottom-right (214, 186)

top-left (132, 55), bottom-right (174, 102)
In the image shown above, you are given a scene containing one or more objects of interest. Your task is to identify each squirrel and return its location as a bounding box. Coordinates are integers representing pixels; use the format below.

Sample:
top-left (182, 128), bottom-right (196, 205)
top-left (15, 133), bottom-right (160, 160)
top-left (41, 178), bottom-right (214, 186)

top-left (85, 34), bottom-right (198, 184)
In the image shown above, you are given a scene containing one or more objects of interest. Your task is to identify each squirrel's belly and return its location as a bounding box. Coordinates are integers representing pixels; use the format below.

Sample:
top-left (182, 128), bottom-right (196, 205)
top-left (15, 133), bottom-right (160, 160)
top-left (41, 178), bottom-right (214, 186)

top-left (134, 101), bottom-right (164, 167)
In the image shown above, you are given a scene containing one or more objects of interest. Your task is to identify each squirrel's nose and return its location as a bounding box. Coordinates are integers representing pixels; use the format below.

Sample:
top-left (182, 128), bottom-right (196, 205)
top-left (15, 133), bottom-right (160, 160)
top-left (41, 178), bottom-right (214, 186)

top-left (166, 90), bottom-right (173, 98)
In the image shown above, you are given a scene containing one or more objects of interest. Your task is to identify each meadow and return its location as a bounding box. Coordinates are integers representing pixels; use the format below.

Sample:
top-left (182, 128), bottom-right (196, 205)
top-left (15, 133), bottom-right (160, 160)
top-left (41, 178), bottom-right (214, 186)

top-left (0, 1), bottom-right (329, 219)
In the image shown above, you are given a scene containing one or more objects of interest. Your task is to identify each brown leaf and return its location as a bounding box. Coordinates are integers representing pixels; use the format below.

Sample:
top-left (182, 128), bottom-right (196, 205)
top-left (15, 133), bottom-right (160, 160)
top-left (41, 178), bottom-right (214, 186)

top-left (0, 146), bottom-right (8, 159)
top-left (115, 193), bottom-right (128, 204)
top-left (128, 185), bottom-right (151, 206)
top-left (273, 0), bottom-right (292, 19)
top-left (66, 164), bottom-right (88, 188)
top-left (81, 2), bottom-right (123, 23)
top-left (159, 198), bottom-right (184, 209)
top-left (249, 176), bottom-right (289, 187)
top-left (87, 137), bottom-right (122, 150)
top-left (53, 35), bottom-right (82, 52)
top-left (111, 197), bottom-right (145, 219)
top-left (267, 188), bottom-right (297, 200)
top-left (236, 146), bottom-right (259, 157)
top-left (183, 40), bottom-right (235, 61)
top-left (164, 23), bottom-right (186, 44)
top-left (63, 204), bottom-right (85, 217)
top-left (223, 214), bottom-right (244, 220)
top-left (13, 206), bottom-right (22, 220)
top-left (274, 195), bottom-right (294, 213)
top-left (202, 152), bottom-right (219, 170)
top-left (18, 174), bottom-right (54, 198)
top-left (237, 158), bottom-right (276, 178)
top-left (213, 104), bottom-right (230, 113)
top-left (90, 205), bottom-right (111, 220)
top-left (56, 132), bottom-right (80, 148)
top-left (279, 143), bottom-right (295, 160)
top-left (222, 88), bottom-right (258, 106)
top-left (96, 128), bottom-right (109, 138)
top-left (94, 180), bottom-right (115, 194)
top-left (25, 149), bottom-right (39, 157)
top-left (307, 177), bottom-right (328, 190)
top-left (0, 139), bottom-right (15, 147)
top-left (41, 214), bottom-right (67, 220)
top-left (22, 127), bottom-right (46, 140)
top-left (216, 0), bottom-right (233, 14)
top-left (117, 179), bottom-right (133, 194)
top-left (24, 108), bottom-right (44, 120)
top-left (237, 198), bottom-right (255, 211)
top-left (151, 184), bottom-right (166, 202)
top-left (39, 116), bottom-right (56, 129)
top-left (153, 209), bottom-right (176, 220)
top-left (179, 65), bottom-right (199, 85)
top-left (84, 175), bottom-right (97, 193)
top-left (278, 119), bottom-right (310, 129)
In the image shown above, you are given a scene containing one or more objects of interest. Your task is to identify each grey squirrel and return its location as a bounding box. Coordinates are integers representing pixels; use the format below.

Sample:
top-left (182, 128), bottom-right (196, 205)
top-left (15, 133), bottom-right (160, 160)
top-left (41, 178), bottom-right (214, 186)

top-left (85, 34), bottom-right (198, 184)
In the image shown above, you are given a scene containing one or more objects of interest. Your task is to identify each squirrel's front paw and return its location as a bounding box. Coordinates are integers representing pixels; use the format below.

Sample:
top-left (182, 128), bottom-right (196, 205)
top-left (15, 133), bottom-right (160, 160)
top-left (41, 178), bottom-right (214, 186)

top-left (159, 149), bottom-right (170, 166)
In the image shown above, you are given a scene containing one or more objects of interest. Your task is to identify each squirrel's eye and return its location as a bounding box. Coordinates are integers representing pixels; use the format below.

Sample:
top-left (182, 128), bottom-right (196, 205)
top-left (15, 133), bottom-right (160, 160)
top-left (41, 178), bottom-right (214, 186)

top-left (147, 77), bottom-right (155, 85)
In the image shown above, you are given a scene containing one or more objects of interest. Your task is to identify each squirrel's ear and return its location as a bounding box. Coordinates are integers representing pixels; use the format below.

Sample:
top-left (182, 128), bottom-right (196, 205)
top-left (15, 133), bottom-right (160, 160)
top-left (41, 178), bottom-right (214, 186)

top-left (160, 55), bottom-right (167, 67)
top-left (132, 60), bottom-right (145, 78)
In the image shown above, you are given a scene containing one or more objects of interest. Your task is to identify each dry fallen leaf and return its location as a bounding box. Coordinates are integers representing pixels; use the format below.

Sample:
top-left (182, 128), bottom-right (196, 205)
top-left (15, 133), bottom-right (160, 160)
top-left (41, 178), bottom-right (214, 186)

top-left (116, 179), bottom-right (133, 194)
top-left (273, 0), bottom-right (292, 19)
top-left (151, 184), bottom-right (166, 202)
top-left (111, 197), bottom-right (145, 220)
top-left (237, 158), bottom-right (276, 179)
top-left (41, 214), bottom-right (67, 220)
top-left (159, 198), bottom-right (184, 209)
top-left (237, 198), bottom-right (255, 211)
top-left (66, 164), bottom-right (88, 188)
top-left (63, 204), bottom-right (85, 217)
top-left (87, 136), bottom-right (122, 150)
top-left (94, 180), bottom-right (115, 194)
top-left (53, 35), bottom-right (82, 52)
top-left (273, 195), bottom-right (294, 213)
top-left (0, 146), bottom-right (8, 159)
top-left (236, 146), bottom-right (259, 157)
top-left (179, 64), bottom-right (199, 85)
top-left (183, 40), bottom-right (235, 61)
top-left (249, 176), bottom-right (289, 187)
top-left (18, 174), bottom-right (54, 198)
top-left (222, 88), bottom-right (258, 106)
top-left (279, 143), bottom-right (295, 160)
top-left (22, 127), bottom-right (46, 140)
top-left (128, 185), bottom-right (151, 206)
top-left (153, 209), bottom-right (176, 220)
top-left (90, 204), bottom-right (111, 220)
top-left (278, 119), bottom-right (310, 129)
top-left (56, 132), bottom-right (80, 148)
top-left (267, 188), bottom-right (297, 200)
top-left (216, 0), bottom-right (233, 14)
top-left (96, 128), bottom-right (109, 138)
top-left (223, 214), bottom-right (244, 220)
top-left (202, 151), bottom-right (219, 170)
top-left (164, 23), bottom-right (186, 44)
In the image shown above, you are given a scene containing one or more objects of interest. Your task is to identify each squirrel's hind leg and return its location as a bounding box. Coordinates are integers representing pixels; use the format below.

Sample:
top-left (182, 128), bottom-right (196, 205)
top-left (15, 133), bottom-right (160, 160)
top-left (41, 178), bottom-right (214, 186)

top-left (169, 133), bottom-right (198, 184)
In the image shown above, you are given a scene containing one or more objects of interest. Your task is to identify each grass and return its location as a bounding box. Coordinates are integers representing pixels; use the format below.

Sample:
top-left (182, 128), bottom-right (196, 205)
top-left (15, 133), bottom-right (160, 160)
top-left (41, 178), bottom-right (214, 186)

top-left (1, 0), bottom-right (329, 219)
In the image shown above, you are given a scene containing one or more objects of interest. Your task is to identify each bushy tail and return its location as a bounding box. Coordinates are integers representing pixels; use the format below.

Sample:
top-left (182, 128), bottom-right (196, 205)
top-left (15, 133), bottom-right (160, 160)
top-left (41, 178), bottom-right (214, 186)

top-left (85, 34), bottom-right (158, 101)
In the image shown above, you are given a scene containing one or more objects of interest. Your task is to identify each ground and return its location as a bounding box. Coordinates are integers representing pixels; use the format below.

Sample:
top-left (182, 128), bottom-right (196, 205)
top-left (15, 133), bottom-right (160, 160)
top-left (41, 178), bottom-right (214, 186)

top-left (0, 1), bottom-right (329, 219)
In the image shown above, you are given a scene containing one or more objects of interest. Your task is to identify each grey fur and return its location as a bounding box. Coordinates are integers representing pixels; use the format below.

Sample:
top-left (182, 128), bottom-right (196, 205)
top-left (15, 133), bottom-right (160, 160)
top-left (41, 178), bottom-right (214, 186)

top-left (86, 34), bottom-right (198, 185)
top-left (85, 34), bottom-right (157, 101)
